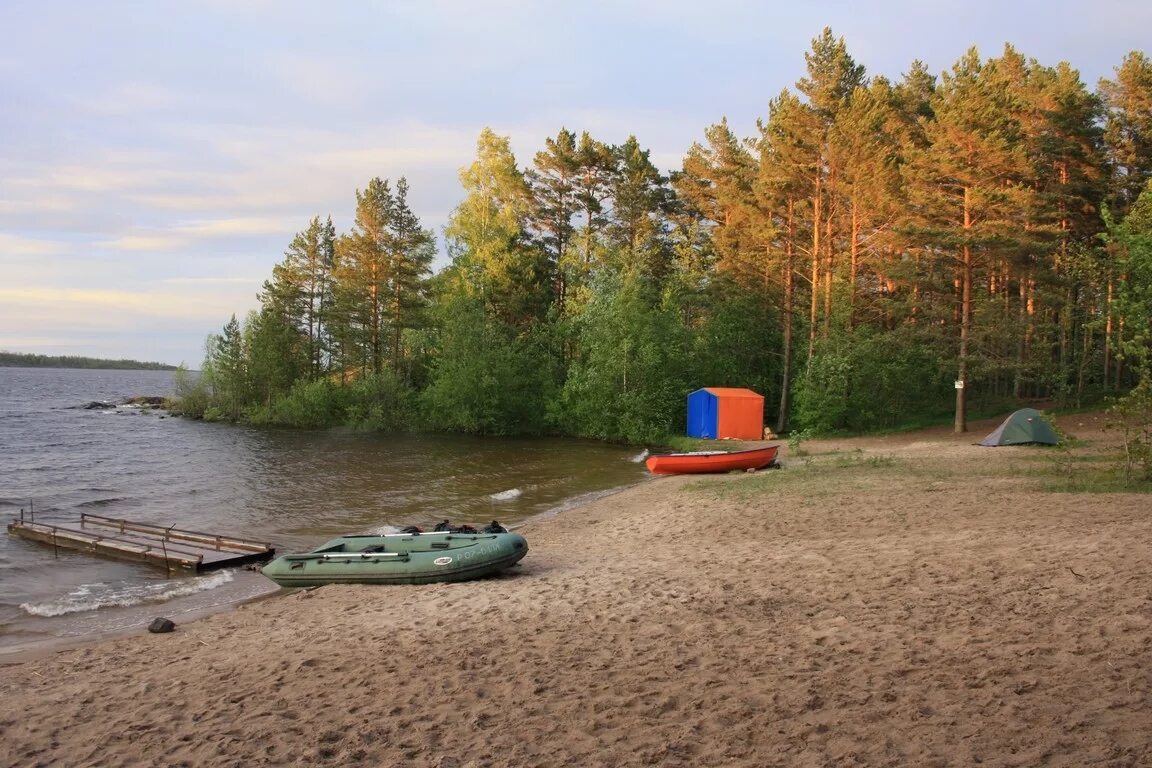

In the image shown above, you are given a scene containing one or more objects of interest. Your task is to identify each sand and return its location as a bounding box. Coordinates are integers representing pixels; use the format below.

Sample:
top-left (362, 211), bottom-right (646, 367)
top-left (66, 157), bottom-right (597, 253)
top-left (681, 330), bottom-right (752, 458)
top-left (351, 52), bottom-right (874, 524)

top-left (2, 412), bottom-right (1150, 767)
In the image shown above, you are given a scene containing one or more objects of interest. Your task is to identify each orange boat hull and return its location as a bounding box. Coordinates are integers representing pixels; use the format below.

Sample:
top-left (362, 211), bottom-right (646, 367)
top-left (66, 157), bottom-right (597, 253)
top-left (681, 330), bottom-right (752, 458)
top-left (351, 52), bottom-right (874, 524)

top-left (645, 445), bottom-right (779, 475)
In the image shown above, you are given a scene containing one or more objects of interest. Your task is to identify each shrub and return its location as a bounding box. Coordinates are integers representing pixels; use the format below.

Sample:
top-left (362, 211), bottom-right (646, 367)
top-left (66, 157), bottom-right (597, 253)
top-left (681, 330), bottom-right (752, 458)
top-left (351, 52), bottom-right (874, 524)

top-left (794, 327), bottom-right (950, 434)
top-left (250, 371), bottom-right (415, 431)
top-left (1109, 375), bottom-right (1152, 484)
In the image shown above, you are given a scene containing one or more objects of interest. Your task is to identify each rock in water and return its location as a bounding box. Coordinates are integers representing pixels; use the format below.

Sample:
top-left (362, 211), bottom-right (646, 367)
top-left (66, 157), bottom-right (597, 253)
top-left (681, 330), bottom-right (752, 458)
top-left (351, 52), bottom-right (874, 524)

top-left (147, 617), bottom-right (176, 634)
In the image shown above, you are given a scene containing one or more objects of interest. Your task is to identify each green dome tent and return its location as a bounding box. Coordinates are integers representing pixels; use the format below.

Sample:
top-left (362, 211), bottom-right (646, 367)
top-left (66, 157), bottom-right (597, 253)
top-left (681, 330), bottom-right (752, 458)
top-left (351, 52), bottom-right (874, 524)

top-left (980, 408), bottom-right (1059, 446)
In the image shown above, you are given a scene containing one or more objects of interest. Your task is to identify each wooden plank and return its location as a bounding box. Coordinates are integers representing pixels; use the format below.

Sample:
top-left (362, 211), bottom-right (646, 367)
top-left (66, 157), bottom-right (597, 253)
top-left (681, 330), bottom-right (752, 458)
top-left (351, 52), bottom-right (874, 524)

top-left (11, 521), bottom-right (208, 559)
top-left (7, 515), bottom-right (275, 573)
top-left (7, 522), bottom-right (201, 570)
top-left (79, 513), bottom-right (273, 553)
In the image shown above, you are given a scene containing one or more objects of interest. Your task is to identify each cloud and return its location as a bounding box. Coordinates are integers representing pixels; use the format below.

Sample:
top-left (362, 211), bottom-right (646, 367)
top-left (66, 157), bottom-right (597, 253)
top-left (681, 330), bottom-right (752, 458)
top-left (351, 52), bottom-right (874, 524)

top-left (0, 286), bottom-right (253, 322)
top-left (96, 234), bottom-right (192, 252)
top-left (9, 163), bottom-right (193, 194)
top-left (92, 217), bottom-right (300, 254)
top-left (0, 233), bottom-right (71, 257)
top-left (160, 276), bottom-right (263, 286)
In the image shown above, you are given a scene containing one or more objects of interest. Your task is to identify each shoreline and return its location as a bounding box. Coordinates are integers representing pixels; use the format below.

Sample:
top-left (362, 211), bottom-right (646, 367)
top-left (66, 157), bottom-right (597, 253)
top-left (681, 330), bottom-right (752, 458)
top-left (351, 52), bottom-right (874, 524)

top-left (0, 478), bottom-right (652, 666)
top-left (3, 413), bottom-right (1150, 766)
top-left (0, 572), bottom-right (286, 666)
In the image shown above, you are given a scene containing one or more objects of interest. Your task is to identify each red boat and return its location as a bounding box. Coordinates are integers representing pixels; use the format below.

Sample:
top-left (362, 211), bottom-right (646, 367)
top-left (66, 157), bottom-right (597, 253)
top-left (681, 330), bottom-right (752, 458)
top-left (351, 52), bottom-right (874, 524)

top-left (645, 445), bottom-right (779, 475)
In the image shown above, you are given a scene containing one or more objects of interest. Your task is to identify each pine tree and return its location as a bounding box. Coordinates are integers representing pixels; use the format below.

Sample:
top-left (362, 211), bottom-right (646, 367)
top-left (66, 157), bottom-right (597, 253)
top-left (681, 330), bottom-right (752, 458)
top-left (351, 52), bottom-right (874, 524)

top-left (573, 132), bottom-right (616, 271)
top-left (796, 27), bottom-right (867, 339)
top-left (1015, 58), bottom-right (1106, 396)
top-left (1100, 52), bottom-right (1152, 218)
top-left (675, 119), bottom-right (759, 280)
top-left (526, 128), bottom-right (580, 309)
top-left (387, 178), bottom-right (436, 379)
top-left (336, 178), bottom-right (396, 374)
top-left (263, 216), bottom-right (337, 377)
top-left (606, 135), bottom-right (674, 281)
top-left (829, 76), bottom-right (907, 329)
top-left (906, 47), bottom-right (1037, 431)
top-left (208, 314), bottom-right (247, 420)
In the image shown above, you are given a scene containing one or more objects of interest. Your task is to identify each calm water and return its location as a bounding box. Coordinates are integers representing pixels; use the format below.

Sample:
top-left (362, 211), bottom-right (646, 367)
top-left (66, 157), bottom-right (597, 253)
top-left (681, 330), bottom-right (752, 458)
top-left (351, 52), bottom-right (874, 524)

top-left (0, 367), bottom-right (649, 657)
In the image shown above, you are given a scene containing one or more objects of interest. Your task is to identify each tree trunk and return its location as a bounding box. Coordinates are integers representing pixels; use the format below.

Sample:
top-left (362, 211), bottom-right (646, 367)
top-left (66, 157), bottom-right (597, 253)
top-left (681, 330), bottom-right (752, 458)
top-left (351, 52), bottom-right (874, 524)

top-left (954, 188), bottom-right (972, 434)
top-left (807, 173), bottom-right (822, 370)
top-left (777, 199), bottom-right (796, 434)
top-left (1104, 272), bottom-right (1113, 389)
top-left (849, 196), bottom-right (859, 329)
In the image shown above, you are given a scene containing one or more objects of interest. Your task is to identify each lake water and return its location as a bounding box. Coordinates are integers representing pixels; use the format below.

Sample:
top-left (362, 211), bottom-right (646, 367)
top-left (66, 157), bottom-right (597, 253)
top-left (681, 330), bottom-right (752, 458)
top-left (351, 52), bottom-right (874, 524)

top-left (0, 367), bottom-right (650, 658)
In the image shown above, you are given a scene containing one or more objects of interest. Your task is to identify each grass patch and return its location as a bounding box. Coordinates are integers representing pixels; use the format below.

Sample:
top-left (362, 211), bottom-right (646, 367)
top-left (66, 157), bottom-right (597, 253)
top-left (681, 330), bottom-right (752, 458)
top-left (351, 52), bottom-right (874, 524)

top-left (1039, 473), bottom-right (1152, 493)
top-left (972, 446), bottom-right (1152, 493)
top-left (684, 451), bottom-right (905, 501)
top-left (680, 435), bottom-right (1151, 502)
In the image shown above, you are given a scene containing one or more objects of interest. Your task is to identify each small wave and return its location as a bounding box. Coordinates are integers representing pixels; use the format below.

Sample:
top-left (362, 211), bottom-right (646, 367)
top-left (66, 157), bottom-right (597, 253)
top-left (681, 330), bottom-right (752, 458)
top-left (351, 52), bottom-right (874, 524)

top-left (76, 497), bottom-right (127, 508)
top-left (489, 488), bottom-right (522, 502)
top-left (20, 570), bottom-right (235, 617)
top-left (631, 449), bottom-right (650, 463)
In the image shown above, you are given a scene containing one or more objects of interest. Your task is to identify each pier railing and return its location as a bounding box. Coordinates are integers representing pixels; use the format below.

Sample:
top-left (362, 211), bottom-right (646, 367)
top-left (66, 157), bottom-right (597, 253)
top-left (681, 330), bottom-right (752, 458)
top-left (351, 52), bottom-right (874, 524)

top-left (6, 508), bottom-right (275, 574)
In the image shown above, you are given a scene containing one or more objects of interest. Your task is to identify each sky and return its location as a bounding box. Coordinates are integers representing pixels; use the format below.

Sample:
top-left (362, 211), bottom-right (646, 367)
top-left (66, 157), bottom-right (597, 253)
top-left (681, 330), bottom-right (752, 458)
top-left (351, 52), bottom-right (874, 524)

top-left (2, 1), bottom-right (1149, 367)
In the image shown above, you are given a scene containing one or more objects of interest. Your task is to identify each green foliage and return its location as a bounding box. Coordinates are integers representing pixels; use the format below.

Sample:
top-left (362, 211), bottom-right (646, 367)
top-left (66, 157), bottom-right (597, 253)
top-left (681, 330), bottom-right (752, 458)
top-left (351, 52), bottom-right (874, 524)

top-left (787, 428), bottom-right (810, 455)
top-left (244, 308), bottom-right (306, 406)
top-left (794, 327), bottom-right (950, 434)
top-left (444, 129), bottom-right (550, 328)
top-left (1108, 375), bottom-right (1152, 484)
top-left (249, 371), bottom-right (414, 431)
top-left (248, 377), bottom-right (345, 428)
top-left (342, 372), bottom-right (416, 431)
top-left (169, 365), bottom-right (210, 418)
top-left (1105, 181), bottom-right (1152, 373)
top-left (689, 285), bottom-right (779, 402)
top-left (188, 43), bottom-right (1149, 443)
top-left (420, 296), bottom-right (553, 435)
top-left (207, 315), bottom-right (248, 421)
top-left (552, 272), bottom-right (691, 443)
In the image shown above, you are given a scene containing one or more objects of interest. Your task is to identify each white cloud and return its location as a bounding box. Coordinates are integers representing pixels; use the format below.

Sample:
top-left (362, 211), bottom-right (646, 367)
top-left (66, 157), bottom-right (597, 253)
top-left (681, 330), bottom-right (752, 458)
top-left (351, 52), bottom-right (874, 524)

top-left (174, 216), bottom-right (298, 238)
top-left (160, 276), bottom-right (263, 286)
top-left (0, 233), bottom-right (71, 257)
top-left (0, 286), bottom-right (254, 322)
top-left (96, 234), bottom-right (192, 252)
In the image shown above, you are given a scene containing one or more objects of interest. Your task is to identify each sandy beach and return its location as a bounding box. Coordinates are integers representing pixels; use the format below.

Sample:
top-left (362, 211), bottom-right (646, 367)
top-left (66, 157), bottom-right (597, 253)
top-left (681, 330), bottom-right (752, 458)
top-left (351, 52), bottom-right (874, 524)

top-left (2, 412), bottom-right (1150, 767)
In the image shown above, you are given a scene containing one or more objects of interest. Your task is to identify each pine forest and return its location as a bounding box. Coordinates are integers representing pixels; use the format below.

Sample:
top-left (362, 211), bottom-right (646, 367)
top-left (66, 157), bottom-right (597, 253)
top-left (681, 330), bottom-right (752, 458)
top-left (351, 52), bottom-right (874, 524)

top-left (179, 31), bottom-right (1152, 447)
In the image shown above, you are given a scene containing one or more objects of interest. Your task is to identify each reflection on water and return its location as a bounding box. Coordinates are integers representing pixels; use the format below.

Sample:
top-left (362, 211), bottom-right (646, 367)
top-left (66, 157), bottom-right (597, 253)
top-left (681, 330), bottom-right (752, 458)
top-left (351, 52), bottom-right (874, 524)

top-left (0, 367), bottom-right (650, 655)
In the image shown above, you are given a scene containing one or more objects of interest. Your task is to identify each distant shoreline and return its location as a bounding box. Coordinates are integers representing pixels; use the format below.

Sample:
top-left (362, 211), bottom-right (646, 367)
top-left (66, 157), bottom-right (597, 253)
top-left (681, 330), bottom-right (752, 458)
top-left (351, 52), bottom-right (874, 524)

top-left (0, 351), bottom-right (177, 371)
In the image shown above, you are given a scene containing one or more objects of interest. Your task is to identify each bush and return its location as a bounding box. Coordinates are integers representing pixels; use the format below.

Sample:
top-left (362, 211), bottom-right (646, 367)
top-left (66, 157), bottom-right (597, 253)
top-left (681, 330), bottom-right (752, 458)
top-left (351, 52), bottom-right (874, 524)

top-left (1109, 375), bottom-right (1152, 484)
top-left (249, 371), bottom-right (414, 430)
top-left (420, 298), bottom-right (553, 435)
top-left (794, 328), bottom-right (950, 434)
top-left (169, 365), bottom-right (211, 419)
top-left (551, 273), bottom-right (690, 443)
top-left (343, 371), bottom-right (415, 431)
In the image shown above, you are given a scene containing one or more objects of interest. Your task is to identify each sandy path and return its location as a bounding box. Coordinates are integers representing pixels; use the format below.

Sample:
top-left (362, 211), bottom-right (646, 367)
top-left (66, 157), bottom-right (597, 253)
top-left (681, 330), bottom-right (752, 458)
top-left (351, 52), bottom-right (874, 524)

top-left (1, 412), bottom-right (1149, 767)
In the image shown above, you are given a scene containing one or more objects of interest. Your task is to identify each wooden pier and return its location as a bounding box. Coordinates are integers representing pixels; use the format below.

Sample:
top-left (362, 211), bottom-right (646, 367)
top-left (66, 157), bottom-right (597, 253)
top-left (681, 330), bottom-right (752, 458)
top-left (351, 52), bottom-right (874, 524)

top-left (7, 511), bottom-right (275, 573)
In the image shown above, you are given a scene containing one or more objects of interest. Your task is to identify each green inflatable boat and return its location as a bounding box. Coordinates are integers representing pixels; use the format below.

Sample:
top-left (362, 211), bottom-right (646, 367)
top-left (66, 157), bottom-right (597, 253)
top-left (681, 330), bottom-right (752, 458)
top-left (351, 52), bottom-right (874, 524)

top-left (259, 530), bottom-right (528, 587)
